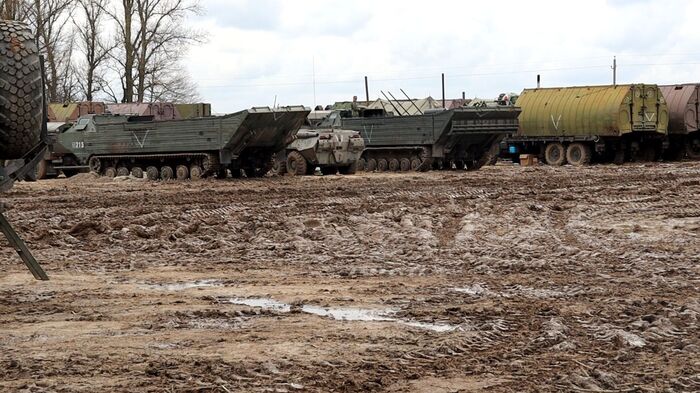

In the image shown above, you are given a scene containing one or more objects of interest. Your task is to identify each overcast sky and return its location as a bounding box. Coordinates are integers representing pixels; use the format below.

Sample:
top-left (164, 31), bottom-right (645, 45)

top-left (184, 0), bottom-right (700, 113)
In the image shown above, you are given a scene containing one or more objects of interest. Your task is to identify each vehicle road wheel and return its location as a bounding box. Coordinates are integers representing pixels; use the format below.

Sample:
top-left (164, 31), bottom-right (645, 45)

top-left (286, 151), bottom-right (307, 176)
top-left (566, 143), bottom-right (592, 166)
top-left (377, 158), bottom-right (388, 172)
top-left (388, 158), bottom-right (400, 172)
top-left (104, 167), bottom-right (117, 178)
top-left (88, 156), bottom-right (102, 173)
top-left (117, 166), bottom-right (130, 177)
top-left (410, 158), bottom-right (422, 171)
top-left (131, 167), bottom-right (144, 178)
top-left (685, 136), bottom-right (700, 160)
top-left (339, 161), bottom-right (357, 175)
top-left (400, 158), bottom-right (411, 172)
top-left (366, 158), bottom-right (377, 172)
top-left (146, 166), bottom-right (159, 180)
top-left (160, 166), bottom-right (174, 181)
top-left (190, 165), bottom-right (203, 180)
top-left (0, 21), bottom-right (43, 159)
top-left (356, 158), bottom-right (366, 172)
top-left (544, 143), bottom-right (566, 166)
top-left (176, 165), bottom-right (190, 180)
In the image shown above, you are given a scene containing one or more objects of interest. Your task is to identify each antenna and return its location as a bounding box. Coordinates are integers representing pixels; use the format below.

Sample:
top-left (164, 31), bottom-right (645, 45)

top-left (400, 88), bottom-right (423, 115)
top-left (612, 56), bottom-right (617, 86)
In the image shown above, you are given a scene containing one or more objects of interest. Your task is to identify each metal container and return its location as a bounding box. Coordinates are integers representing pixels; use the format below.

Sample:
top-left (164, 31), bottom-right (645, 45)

top-left (48, 102), bottom-right (106, 122)
top-left (106, 103), bottom-right (180, 121)
top-left (659, 84), bottom-right (698, 134)
top-left (175, 103), bottom-right (212, 119)
top-left (517, 84), bottom-right (668, 137)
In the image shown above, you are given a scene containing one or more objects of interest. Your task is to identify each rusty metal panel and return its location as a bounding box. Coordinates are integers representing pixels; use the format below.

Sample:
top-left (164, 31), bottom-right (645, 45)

top-left (175, 103), bottom-right (212, 119)
top-left (517, 84), bottom-right (668, 137)
top-left (659, 84), bottom-right (699, 134)
top-left (106, 103), bottom-right (181, 121)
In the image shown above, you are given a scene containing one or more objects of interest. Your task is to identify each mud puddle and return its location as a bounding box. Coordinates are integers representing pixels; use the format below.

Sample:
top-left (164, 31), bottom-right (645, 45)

top-left (142, 279), bottom-right (224, 291)
top-left (228, 297), bottom-right (459, 332)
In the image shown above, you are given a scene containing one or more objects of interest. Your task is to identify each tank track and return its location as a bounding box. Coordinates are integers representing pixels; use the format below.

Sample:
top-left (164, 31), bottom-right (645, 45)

top-left (90, 152), bottom-right (220, 179)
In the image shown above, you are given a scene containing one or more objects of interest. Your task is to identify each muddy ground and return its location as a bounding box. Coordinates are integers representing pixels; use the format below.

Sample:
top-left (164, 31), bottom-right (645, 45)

top-left (0, 162), bottom-right (699, 392)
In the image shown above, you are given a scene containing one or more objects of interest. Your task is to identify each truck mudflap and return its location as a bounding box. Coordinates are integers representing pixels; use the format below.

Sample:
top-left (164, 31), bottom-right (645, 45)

top-left (227, 107), bottom-right (310, 156)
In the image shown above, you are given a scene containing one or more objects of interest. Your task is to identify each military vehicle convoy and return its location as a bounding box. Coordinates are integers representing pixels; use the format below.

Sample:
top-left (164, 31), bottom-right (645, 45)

top-left (503, 84), bottom-right (669, 165)
top-left (0, 19), bottom-right (49, 280)
top-left (274, 128), bottom-right (365, 176)
top-left (324, 106), bottom-right (521, 171)
top-left (50, 107), bottom-right (309, 180)
top-left (659, 84), bottom-right (700, 160)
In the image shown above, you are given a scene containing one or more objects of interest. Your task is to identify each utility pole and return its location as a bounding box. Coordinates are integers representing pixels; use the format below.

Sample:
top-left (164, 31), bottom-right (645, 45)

top-left (441, 73), bottom-right (446, 108)
top-left (612, 56), bottom-right (617, 86)
top-left (364, 76), bottom-right (370, 104)
top-left (312, 56), bottom-right (317, 108)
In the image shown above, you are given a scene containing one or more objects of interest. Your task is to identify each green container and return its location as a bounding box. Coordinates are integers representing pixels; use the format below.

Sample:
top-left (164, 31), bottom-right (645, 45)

top-left (517, 84), bottom-right (668, 137)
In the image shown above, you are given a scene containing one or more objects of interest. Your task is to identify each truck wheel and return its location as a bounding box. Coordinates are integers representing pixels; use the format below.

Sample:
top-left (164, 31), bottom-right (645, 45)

top-left (388, 158), bottom-right (400, 172)
top-left (339, 161), bottom-right (357, 175)
top-left (146, 166), bottom-right (159, 180)
top-left (544, 143), bottom-right (566, 166)
top-left (366, 158), bottom-right (377, 172)
top-left (0, 21), bottom-right (43, 159)
top-left (131, 167), bottom-right (144, 178)
top-left (566, 143), bottom-right (592, 166)
top-left (377, 158), bottom-right (388, 172)
top-left (104, 167), bottom-right (117, 178)
top-left (117, 166), bottom-right (130, 177)
top-left (286, 151), bottom-right (307, 176)
top-left (685, 136), bottom-right (700, 160)
top-left (160, 166), bottom-right (174, 180)
top-left (176, 165), bottom-right (190, 180)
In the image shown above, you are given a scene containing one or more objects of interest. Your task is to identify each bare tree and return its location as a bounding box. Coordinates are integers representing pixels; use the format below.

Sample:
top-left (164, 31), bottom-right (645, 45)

top-left (73, 0), bottom-right (114, 101)
top-left (104, 0), bottom-right (204, 103)
top-left (27, 0), bottom-right (76, 102)
top-left (0, 0), bottom-right (28, 20)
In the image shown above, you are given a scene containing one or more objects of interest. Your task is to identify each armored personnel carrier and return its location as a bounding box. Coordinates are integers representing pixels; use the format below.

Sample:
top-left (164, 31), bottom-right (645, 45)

top-left (54, 107), bottom-right (309, 180)
top-left (274, 128), bottom-right (365, 176)
top-left (325, 106), bottom-right (520, 171)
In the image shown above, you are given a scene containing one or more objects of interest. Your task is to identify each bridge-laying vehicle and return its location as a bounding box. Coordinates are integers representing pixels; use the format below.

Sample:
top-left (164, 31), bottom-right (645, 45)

top-left (323, 105), bottom-right (521, 171)
top-left (52, 107), bottom-right (309, 180)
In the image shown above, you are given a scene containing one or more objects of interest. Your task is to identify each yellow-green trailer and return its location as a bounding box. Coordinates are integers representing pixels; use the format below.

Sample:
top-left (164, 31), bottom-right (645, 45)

top-left (508, 84), bottom-right (669, 165)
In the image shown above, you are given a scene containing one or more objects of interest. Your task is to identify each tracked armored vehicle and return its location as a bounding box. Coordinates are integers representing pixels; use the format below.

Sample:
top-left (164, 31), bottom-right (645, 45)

top-left (274, 128), bottom-right (365, 176)
top-left (326, 106), bottom-right (520, 172)
top-left (56, 107), bottom-right (309, 180)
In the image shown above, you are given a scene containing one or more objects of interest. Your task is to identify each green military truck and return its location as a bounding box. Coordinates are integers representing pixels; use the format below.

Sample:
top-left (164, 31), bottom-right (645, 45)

top-left (504, 84), bottom-right (669, 165)
top-left (50, 107), bottom-right (309, 180)
top-left (274, 128), bottom-right (365, 176)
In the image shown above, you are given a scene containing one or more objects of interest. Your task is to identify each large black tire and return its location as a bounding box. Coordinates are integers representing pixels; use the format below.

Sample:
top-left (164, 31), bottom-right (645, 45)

top-left (544, 143), bottom-right (566, 166)
top-left (686, 135), bottom-right (700, 160)
top-left (0, 21), bottom-right (43, 159)
top-left (286, 151), bottom-right (308, 176)
top-left (566, 143), bottom-right (592, 166)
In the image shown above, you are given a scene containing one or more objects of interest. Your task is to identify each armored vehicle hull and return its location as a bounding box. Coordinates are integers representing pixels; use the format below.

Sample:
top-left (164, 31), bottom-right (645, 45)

top-left (338, 107), bottom-right (520, 172)
top-left (505, 84), bottom-right (669, 165)
top-left (659, 84), bottom-right (700, 159)
top-left (56, 107), bottom-right (309, 180)
top-left (275, 129), bottom-right (365, 176)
